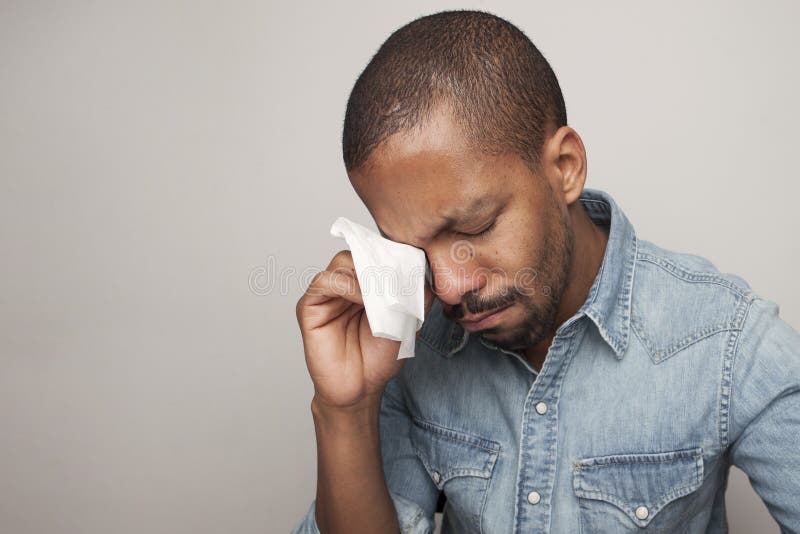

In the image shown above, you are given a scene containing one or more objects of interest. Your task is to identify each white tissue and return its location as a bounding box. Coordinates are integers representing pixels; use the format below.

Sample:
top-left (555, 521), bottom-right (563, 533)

top-left (329, 217), bottom-right (428, 359)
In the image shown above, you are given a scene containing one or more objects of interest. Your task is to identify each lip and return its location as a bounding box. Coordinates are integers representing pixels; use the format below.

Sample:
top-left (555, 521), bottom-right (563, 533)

top-left (458, 303), bottom-right (513, 332)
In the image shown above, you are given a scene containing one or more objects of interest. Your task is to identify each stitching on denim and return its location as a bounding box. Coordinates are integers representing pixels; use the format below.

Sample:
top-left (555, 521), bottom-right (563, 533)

top-left (584, 238), bottom-right (607, 309)
top-left (660, 322), bottom-right (741, 351)
top-left (573, 452), bottom-right (704, 526)
top-left (631, 314), bottom-right (742, 365)
top-left (574, 451), bottom-right (702, 469)
top-left (445, 324), bottom-right (469, 357)
top-left (574, 480), bottom-right (700, 525)
top-left (411, 454), bottom-right (490, 482)
top-left (409, 437), bottom-right (493, 475)
top-left (575, 481), bottom-right (699, 509)
top-left (636, 253), bottom-right (750, 297)
top-left (412, 416), bottom-right (501, 453)
top-left (416, 333), bottom-right (444, 356)
top-left (447, 323), bottom-right (464, 350)
top-left (720, 295), bottom-right (755, 450)
top-left (585, 309), bottom-right (624, 356)
top-left (477, 451), bottom-right (495, 534)
top-left (618, 231), bottom-right (638, 337)
top-left (543, 328), bottom-right (582, 532)
top-left (581, 216), bottom-right (637, 359)
top-left (417, 317), bottom-right (467, 357)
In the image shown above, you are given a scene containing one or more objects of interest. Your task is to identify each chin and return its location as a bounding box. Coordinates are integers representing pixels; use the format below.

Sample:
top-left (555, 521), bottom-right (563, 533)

top-left (481, 322), bottom-right (525, 348)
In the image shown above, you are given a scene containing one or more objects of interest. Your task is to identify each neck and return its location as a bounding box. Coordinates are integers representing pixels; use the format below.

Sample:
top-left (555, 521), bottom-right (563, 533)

top-left (523, 203), bottom-right (609, 369)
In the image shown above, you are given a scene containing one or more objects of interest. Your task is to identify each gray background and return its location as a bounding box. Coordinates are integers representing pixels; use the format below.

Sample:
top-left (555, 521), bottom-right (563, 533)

top-left (1, 1), bottom-right (797, 533)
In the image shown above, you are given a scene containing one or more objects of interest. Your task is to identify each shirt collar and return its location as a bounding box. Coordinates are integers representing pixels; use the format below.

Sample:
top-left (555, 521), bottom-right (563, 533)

top-left (418, 187), bottom-right (637, 360)
top-left (576, 188), bottom-right (638, 359)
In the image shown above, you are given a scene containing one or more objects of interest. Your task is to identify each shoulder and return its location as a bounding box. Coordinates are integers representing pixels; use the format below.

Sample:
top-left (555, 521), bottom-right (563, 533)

top-left (727, 292), bottom-right (800, 441)
top-left (634, 238), bottom-right (753, 295)
top-left (629, 239), bottom-right (756, 364)
top-left (631, 239), bottom-right (800, 439)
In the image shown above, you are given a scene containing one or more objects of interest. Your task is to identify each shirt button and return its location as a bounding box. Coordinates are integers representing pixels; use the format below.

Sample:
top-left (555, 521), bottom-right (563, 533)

top-left (527, 491), bottom-right (541, 505)
top-left (535, 402), bottom-right (547, 415)
top-left (635, 506), bottom-right (649, 519)
top-left (432, 471), bottom-right (441, 485)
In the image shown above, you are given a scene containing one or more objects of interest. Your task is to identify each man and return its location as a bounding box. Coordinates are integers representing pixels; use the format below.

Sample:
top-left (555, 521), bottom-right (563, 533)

top-left (292, 9), bottom-right (800, 534)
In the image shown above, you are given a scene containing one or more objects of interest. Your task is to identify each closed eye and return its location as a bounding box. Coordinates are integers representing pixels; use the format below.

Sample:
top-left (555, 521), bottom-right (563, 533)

top-left (456, 220), bottom-right (496, 238)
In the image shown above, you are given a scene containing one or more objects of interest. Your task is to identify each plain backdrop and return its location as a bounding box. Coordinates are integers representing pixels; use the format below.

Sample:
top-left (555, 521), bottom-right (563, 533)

top-left (0, 1), bottom-right (797, 533)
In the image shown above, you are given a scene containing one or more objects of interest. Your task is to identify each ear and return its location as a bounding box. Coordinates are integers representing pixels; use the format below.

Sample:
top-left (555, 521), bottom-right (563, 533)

top-left (541, 125), bottom-right (588, 207)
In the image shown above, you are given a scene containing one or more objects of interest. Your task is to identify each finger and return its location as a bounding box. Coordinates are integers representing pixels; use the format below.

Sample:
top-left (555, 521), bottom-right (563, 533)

top-left (301, 269), bottom-right (364, 308)
top-left (326, 249), bottom-right (355, 271)
top-left (298, 289), bottom-right (362, 333)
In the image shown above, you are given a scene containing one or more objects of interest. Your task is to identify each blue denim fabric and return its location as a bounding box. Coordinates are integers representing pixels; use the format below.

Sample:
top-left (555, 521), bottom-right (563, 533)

top-left (291, 188), bottom-right (800, 533)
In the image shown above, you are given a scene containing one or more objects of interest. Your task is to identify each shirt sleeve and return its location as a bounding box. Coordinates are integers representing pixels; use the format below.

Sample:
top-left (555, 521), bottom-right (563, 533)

top-left (290, 375), bottom-right (439, 534)
top-left (728, 296), bottom-right (800, 534)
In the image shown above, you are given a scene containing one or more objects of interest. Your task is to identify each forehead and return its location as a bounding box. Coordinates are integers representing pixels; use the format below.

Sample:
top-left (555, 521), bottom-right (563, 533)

top-left (349, 121), bottom-right (503, 245)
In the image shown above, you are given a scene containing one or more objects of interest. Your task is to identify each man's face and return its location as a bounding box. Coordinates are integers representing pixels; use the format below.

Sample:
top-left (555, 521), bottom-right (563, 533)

top-left (349, 107), bottom-right (575, 353)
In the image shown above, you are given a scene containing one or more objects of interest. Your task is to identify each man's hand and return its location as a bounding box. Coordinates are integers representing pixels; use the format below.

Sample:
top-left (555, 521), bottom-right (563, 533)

top-left (296, 250), bottom-right (434, 409)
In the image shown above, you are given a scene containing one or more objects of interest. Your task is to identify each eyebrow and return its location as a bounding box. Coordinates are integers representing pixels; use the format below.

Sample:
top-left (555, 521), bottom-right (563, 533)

top-left (379, 196), bottom-right (494, 244)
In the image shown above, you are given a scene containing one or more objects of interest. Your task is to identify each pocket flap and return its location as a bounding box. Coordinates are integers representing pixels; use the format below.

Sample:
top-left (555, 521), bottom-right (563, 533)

top-left (409, 416), bottom-right (500, 486)
top-left (572, 446), bottom-right (704, 527)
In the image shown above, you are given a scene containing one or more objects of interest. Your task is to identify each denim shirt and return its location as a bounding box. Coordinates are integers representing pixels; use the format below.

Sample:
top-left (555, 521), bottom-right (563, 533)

top-left (292, 188), bottom-right (800, 534)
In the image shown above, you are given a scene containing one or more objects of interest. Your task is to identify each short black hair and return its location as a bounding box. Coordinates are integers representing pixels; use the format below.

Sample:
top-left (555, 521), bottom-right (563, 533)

top-left (342, 9), bottom-right (567, 175)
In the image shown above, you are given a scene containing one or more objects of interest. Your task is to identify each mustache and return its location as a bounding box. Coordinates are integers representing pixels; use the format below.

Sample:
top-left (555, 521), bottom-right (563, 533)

top-left (444, 287), bottom-right (520, 320)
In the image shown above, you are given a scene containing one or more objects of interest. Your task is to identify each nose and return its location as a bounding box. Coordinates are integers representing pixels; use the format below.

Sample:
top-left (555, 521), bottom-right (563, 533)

top-left (426, 244), bottom-right (485, 307)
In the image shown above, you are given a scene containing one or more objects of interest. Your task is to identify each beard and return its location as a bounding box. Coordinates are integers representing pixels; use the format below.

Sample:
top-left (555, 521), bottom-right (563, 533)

top-left (449, 192), bottom-right (575, 353)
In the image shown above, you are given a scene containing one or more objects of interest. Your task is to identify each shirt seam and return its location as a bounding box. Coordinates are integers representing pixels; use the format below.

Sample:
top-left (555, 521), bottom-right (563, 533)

top-left (720, 294), bottom-right (756, 451)
top-left (636, 253), bottom-right (750, 297)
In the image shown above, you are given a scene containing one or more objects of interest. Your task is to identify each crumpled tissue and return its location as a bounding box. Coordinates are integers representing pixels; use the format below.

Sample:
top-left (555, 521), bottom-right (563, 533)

top-left (329, 217), bottom-right (429, 359)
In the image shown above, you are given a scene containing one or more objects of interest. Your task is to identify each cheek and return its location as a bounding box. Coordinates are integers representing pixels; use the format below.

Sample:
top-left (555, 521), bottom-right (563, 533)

top-left (478, 233), bottom-right (539, 275)
top-left (472, 254), bottom-right (529, 298)
top-left (485, 240), bottom-right (546, 302)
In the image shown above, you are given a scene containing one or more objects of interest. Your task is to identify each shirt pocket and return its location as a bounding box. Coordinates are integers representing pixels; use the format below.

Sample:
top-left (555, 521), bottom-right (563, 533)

top-left (409, 416), bottom-right (500, 532)
top-left (572, 446), bottom-right (704, 532)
